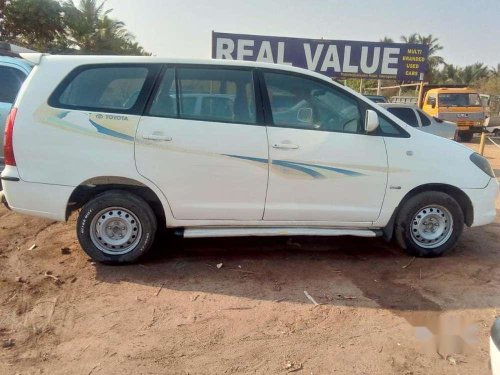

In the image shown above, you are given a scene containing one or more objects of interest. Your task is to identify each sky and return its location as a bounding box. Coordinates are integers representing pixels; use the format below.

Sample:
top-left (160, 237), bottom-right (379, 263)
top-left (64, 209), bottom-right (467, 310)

top-left (106, 0), bottom-right (500, 68)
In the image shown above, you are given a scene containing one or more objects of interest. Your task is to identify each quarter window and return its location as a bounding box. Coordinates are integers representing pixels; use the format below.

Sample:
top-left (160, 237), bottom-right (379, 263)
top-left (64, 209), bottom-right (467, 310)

top-left (386, 107), bottom-right (419, 127)
top-left (56, 66), bottom-right (149, 111)
top-left (176, 68), bottom-right (256, 124)
top-left (263, 72), bottom-right (361, 133)
top-left (0, 66), bottom-right (26, 104)
top-left (417, 109), bottom-right (432, 126)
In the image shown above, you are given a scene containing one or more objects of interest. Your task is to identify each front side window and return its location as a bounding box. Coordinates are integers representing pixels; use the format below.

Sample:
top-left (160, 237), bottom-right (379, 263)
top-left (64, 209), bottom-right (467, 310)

top-left (176, 68), bottom-right (256, 124)
top-left (264, 72), bottom-right (361, 133)
top-left (56, 66), bottom-right (149, 111)
top-left (0, 66), bottom-right (26, 104)
top-left (386, 107), bottom-right (419, 127)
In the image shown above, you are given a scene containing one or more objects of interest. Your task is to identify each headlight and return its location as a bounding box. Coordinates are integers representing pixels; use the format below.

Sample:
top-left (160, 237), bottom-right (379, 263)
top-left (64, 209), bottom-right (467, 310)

top-left (470, 153), bottom-right (495, 177)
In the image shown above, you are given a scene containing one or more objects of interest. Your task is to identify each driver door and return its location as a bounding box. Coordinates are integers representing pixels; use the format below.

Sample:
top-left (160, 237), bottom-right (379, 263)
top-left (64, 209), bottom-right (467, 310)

top-left (262, 71), bottom-right (388, 223)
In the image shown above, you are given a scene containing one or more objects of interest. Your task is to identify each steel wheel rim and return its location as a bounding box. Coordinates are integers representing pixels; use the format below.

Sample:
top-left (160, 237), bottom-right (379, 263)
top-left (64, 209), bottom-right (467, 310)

top-left (90, 207), bottom-right (142, 255)
top-left (410, 205), bottom-right (453, 249)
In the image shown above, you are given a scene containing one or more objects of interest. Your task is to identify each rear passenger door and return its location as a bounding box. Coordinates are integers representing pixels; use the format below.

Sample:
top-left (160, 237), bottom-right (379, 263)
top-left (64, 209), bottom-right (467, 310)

top-left (135, 66), bottom-right (269, 220)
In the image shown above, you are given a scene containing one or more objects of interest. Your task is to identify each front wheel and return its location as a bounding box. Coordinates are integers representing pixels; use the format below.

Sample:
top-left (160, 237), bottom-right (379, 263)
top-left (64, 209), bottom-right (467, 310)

top-left (77, 190), bottom-right (157, 264)
top-left (395, 191), bottom-right (464, 257)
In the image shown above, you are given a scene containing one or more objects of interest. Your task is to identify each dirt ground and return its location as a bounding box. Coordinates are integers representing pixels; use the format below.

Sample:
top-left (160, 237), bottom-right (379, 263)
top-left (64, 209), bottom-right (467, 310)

top-left (1, 138), bottom-right (499, 375)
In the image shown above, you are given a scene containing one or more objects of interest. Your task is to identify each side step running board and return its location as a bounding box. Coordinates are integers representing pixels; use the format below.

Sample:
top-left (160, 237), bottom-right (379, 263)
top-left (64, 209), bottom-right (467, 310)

top-left (181, 227), bottom-right (381, 238)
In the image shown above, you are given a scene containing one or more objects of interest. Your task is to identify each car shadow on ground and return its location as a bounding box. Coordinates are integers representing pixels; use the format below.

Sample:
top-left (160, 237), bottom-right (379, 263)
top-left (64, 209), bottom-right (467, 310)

top-left (93, 221), bottom-right (500, 320)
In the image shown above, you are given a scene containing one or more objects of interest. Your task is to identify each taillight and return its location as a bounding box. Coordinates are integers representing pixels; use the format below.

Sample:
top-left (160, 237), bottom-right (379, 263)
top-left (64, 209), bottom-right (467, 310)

top-left (4, 107), bottom-right (17, 166)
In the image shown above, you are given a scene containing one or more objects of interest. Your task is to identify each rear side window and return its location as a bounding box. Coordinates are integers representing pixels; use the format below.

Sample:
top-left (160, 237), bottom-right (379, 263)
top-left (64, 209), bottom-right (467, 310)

top-left (0, 66), bottom-right (26, 104)
top-left (386, 107), bottom-right (419, 127)
top-left (50, 65), bottom-right (158, 113)
top-left (176, 68), bottom-right (256, 124)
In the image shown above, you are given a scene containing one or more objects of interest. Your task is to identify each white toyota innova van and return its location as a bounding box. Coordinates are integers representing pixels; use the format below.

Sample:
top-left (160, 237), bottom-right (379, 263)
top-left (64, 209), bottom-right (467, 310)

top-left (1, 54), bottom-right (498, 263)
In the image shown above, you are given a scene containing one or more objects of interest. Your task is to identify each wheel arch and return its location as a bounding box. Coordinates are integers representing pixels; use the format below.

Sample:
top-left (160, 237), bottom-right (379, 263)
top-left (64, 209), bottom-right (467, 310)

top-left (66, 176), bottom-right (167, 226)
top-left (383, 183), bottom-right (474, 241)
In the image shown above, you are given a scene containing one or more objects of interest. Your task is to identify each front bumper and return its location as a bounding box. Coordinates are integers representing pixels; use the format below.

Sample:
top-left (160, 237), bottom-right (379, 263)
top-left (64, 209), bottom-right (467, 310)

top-left (463, 177), bottom-right (499, 227)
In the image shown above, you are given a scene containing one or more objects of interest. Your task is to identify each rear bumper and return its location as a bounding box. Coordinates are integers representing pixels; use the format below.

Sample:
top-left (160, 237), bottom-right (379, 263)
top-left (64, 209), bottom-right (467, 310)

top-left (1, 166), bottom-right (73, 221)
top-left (463, 178), bottom-right (499, 227)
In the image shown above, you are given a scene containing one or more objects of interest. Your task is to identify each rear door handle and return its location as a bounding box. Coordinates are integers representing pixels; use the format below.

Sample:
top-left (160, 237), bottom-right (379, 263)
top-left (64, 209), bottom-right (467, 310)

top-left (273, 143), bottom-right (299, 150)
top-left (142, 133), bottom-right (172, 141)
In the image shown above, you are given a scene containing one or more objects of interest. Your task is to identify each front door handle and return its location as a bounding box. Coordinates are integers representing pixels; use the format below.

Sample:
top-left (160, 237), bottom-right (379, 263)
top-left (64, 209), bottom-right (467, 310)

top-left (142, 133), bottom-right (172, 141)
top-left (273, 143), bottom-right (299, 150)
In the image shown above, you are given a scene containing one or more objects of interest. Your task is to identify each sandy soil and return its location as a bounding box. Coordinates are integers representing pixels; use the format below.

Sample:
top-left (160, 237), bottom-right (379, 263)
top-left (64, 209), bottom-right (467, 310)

top-left (0, 139), bottom-right (499, 375)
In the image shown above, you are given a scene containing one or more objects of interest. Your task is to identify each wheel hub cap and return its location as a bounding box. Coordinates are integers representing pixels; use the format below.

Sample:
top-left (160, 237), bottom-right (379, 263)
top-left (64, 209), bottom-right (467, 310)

top-left (410, 205), bottom-right (453, 249)
top-left (90, 207), bottom-right (142, 255)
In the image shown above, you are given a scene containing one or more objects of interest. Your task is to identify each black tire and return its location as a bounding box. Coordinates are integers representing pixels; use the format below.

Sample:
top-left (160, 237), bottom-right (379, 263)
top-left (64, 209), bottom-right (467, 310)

top-left (77, 190), bottom-right (157, 264)
top-left (459, 131), bottom-right (473, 142)
top-left (395, 191), bottom-right (464, 257)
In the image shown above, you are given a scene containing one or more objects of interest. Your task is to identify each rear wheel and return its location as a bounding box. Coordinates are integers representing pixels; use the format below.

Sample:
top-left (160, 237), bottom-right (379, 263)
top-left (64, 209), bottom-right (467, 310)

top-left (494, 129), bottom-right (500, 137)
top-left (77, 190), bottom-right (157, 264)
top-left (395, 191), bottom-right (464, 257)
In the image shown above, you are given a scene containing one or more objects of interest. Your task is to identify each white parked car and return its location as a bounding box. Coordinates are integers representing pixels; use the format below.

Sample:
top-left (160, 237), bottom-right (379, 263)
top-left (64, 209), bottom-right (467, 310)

top-left (1, 55), bottom-right (498, 264)
top-left (379, 103), bottom-right (457, 140)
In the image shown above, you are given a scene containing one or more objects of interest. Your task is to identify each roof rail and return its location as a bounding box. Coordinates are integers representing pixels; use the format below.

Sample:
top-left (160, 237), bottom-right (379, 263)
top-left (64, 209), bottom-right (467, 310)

top-left (19, 53), bottom-right (47, 65)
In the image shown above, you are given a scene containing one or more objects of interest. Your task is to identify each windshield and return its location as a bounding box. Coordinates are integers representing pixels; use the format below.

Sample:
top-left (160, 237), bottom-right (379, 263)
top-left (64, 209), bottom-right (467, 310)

top-left (438, 93), bottom-right (481, 107)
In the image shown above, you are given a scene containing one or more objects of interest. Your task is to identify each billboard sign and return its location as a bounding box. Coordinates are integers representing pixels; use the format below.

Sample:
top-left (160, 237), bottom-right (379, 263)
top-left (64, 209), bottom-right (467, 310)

top-left (212, 32), bottom-right (429, 81)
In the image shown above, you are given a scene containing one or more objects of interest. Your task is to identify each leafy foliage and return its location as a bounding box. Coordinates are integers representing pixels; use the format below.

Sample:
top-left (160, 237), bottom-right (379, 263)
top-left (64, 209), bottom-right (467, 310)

top-left (0, 0), bottom-right (149, 55)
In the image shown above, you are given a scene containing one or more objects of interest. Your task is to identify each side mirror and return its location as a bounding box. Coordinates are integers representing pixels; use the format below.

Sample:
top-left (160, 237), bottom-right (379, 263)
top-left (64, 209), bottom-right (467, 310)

top-left (297, 107), bottom-right (313, 123)
top-left (365, 109), bottom-right (379, 133)
top-left (433, 116), bottom-right (444, 123)
top-left (429, 98), bottom-right (436, 109)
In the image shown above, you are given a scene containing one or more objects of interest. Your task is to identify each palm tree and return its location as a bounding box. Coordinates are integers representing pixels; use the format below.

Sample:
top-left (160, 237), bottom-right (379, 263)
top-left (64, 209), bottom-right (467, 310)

top-left (401, 33), bottom-right (444, 82)
top-left (62, 0), bottom-right (148, 55)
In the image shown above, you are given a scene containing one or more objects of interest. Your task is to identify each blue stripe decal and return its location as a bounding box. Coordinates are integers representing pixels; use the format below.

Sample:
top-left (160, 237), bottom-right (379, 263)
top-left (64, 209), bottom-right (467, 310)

top-left (272, 160), bottom-right (325, 178)
top-left (56, 111), bottom-right (70, 119)
top-left (89, 119), bottom-right (134, 141)
top-left (224, 154), bottom-right (364, 179)
top-left (223, 154), bottom-right (268, 164)
top-left (288, 161), bottom-right (365, 177)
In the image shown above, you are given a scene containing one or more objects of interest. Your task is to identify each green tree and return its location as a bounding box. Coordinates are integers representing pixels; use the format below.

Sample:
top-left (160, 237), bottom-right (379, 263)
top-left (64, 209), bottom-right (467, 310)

top-left (1, 0), bottom-right (67, 52)
top-left (62, 0), bottom-right (149, 55)
top-left (401, 33), bottom-right (444, 82)
top-left (436, 62), bottom-right (490, 85)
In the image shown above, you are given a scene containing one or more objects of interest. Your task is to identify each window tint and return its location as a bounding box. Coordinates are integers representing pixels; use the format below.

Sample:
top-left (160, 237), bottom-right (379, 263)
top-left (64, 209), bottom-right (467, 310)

top-left (264, 72), bottom-right (361, 133)
top-left (177, 68), bottom-right (256, 124)
top-left (58, 67), bottom-right (148, 110)
top-left (149, 69), bottom-right (177, 117)
top-left (0, 66), bottom-right (26, 103)
top-left (417, 109), bottom-right (431, 126)
top-left (387, 107), bottom-right (419, 127)
top-left (378, 115), bottom-right (404, 136)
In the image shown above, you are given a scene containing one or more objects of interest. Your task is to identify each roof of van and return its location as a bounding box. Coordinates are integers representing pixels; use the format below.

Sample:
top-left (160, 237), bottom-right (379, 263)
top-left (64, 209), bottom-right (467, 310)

top-left (427, 87), bottom-right (478, 94)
